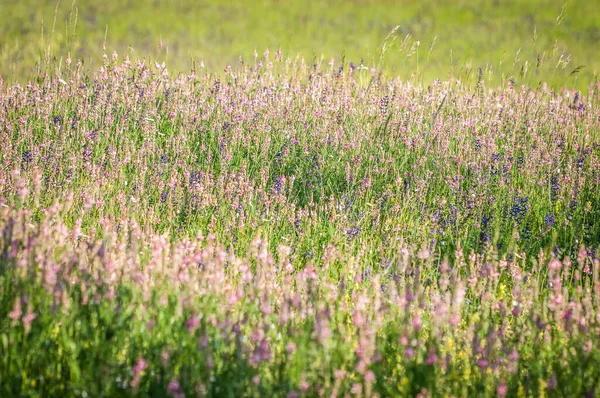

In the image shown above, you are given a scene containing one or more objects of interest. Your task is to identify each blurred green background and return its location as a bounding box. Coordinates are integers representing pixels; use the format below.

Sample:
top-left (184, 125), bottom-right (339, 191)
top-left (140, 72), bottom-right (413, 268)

top-left (0, 0), bottom-right (598, 88)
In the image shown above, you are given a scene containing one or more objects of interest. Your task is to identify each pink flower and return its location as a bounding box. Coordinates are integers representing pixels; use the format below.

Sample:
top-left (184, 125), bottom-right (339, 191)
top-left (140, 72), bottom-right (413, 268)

top-left (133, 357), bottom-right (148, 377)
top-left (167, 379), bottom-right (180, 393)
top-left (286, 342), bottom-right (296, 355)
top-left (300, 379), bottom-right (310, 393)
top-left (477, 357), bottom-right (489, 369)
top-left (497, 380), bottom-right (508, 397)
top-left (426, 352), bottom-right (438, 366)
top-left (352, 311), bottom-right (365, 327)
top-left (412, 314), bottom-right (423, 331)
top-left (199, 334), bottom-right (209, 349)
top-left (364, 370), bottom-right (375, 382)
top-left (9, 299), bottom-right (22, 322)
top-left (161, 350), bottom-right (170, 366)
top-left (22, 305), bottom-right (36, 333)
top-left (334, 369), bottom-right (346, 379)
top-left (22, 313), bottom-right (36, 331)
top-left (131, 357), bottom-right (148, 390)
top-left (548, 258), bottom-right (562, 271)
top-left (351, 383), bottom-right (362, 395)
top-left (355, 360), bottom-right (367, 374)
top-left (146, 320), bottom-right (156, 330)
top-left (185, 315), bottom-right (200, 332)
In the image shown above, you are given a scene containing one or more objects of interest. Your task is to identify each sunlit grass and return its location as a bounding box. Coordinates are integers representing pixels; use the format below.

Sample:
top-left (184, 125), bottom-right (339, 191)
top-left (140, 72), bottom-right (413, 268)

top-left (0, 0), bottom-right (598, 89)
top-left (0, 51), bottom-right (599, 396)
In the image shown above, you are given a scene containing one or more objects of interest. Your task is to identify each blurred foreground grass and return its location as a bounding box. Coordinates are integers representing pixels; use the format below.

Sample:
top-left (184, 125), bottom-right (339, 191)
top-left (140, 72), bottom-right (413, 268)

top-left (0, 0), bottom-right (598, 89)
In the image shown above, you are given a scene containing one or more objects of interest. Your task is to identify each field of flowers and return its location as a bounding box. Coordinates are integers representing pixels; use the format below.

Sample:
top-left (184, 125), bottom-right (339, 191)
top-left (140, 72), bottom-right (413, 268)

top-left (1, 51), bottom-right (599, 397)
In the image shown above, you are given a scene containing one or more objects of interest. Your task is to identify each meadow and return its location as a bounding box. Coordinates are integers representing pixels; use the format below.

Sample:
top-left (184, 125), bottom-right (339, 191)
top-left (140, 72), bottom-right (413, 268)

top-left (1, 0), bottom-right (599, 88)
top-left (1, 1), bottom-right (600, 397)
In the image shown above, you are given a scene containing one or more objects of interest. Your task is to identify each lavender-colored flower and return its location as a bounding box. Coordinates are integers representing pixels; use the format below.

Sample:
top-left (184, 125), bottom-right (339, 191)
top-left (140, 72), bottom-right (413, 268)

top-left (272, 176), bottom-right (284, 194)
top-left (21, 150), bottom-right (33, 167)
top-left (379, 95), bottom-right (389, 116)
top-left (160, 188), bottom-right (169, 203)
top-left (550, 176), bottom-right (560, 202)
top-left (346, 225), bottom-right (360, 240)
top-left (83, 145), bottom-right (93, 163)
top-left (547, 374), bottom-right (557, 390)
top-left (510, 195), bottom-right (529, 224)
top-left (189, 170), bottom-right (200, 187)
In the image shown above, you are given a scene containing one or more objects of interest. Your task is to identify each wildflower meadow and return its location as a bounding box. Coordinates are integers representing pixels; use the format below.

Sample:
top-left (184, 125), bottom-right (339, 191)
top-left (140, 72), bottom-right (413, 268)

top-left (1, 2), bottom-right (600, 397)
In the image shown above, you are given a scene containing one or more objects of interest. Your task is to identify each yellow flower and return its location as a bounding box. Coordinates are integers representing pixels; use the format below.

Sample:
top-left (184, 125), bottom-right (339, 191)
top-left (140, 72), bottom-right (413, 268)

top-left (554, 201), bottom-right (562, 213)
top-left (447, 338), bottom-right (455, 350)
top-left (539, 380), bottom-right (547, 398)
top-left (117, 348), bottom-right (128, 362)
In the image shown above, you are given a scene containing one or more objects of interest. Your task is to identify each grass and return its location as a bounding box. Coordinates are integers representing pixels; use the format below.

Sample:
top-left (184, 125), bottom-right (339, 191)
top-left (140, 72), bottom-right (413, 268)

top-left (1, 1), bottom-right (600, 397)
top-left (1, 0), bottom-right (599, 89)
top-left (0, 53), bottom-right (599, 396)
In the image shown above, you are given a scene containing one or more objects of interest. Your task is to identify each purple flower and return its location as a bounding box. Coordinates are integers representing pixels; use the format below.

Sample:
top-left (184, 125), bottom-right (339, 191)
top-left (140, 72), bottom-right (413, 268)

top-left (547, 374), bottom-right (557, 390)
top-left (346, 225), bottom-right (360, 240)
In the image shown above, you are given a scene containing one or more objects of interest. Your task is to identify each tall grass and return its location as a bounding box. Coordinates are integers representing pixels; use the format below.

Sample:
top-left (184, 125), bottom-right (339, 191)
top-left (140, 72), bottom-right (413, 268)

top-left (0, 51), bottom-right (599, 396)
top-left (1, 0), bottom-right (599, 89)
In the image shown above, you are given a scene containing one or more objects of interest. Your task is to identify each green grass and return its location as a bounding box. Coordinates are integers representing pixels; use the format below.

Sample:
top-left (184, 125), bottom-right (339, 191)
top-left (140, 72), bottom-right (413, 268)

top-left (1, 0), bottom-right (598, 89)
top-left (1, 2), bottom-right (600, 396)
